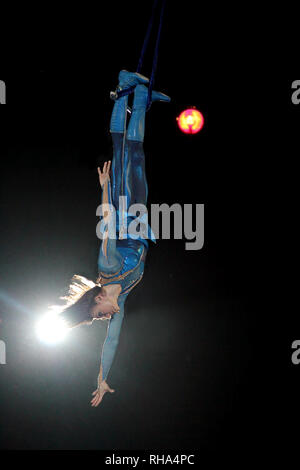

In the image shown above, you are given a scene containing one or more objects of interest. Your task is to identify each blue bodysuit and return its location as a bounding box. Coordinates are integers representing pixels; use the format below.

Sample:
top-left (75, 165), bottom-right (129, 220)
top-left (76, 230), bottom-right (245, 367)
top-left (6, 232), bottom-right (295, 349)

top-left (97, 133), bottom-right (152, 382)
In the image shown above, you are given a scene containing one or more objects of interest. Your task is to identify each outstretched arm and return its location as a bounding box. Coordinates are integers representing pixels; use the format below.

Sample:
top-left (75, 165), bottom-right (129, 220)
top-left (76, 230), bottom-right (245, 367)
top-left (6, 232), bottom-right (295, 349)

top-left (91, 296), bottom-right (126, 407)
top-left (97, 162), bottom-right (123, 274)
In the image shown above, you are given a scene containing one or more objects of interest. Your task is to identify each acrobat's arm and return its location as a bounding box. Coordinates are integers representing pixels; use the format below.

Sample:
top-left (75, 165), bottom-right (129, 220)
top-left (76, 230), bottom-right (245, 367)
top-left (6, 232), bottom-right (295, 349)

top-left (98, 295), bottom-right (125, 384)
top-left (91, 296), bottom-right (126, 407)
top-left (97, 163), bottom-right (123, 274)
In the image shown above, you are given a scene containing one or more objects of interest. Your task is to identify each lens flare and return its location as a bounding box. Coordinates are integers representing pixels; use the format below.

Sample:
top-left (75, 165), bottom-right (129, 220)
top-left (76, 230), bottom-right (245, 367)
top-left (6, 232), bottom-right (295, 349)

top-left (36, 313), bottom-right (69, 345)
top-left (177, 108), bottom-right (204, 134)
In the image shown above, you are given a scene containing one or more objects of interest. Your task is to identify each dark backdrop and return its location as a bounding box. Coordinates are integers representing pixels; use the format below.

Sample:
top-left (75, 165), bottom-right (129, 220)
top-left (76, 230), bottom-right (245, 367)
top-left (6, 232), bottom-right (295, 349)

top-left (0, 1), bottom-right (285, 459)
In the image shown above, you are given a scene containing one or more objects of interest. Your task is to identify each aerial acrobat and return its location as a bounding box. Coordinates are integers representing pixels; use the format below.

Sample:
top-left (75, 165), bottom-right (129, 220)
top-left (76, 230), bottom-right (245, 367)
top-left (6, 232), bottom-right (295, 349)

top-left (59, 70), bottom-right (170, 406)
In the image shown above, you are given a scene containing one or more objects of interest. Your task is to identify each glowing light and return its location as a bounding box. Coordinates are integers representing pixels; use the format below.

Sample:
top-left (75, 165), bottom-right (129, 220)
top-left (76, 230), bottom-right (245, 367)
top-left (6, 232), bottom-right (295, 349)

top-left (177, 108), bottom-right (204, 134)
top-left (35, 313), bottom-right (69, 345)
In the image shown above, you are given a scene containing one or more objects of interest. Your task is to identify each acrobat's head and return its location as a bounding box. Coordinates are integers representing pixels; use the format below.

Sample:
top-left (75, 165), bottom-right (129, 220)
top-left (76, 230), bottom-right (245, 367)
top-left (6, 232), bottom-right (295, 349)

top-left (58, 275), bottom-right (119, 328)
top-left (90, 289), bottom-right (120, 319)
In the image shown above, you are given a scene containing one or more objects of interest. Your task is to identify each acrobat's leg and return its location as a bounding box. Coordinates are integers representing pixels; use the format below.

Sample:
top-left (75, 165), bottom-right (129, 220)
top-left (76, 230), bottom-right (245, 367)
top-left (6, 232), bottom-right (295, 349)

top-left (126, 84), bottom-right (170, 206)
top-left (110, 71), bottom-right (149, 208)
top-left (110, 99), bottom-right (127, 209)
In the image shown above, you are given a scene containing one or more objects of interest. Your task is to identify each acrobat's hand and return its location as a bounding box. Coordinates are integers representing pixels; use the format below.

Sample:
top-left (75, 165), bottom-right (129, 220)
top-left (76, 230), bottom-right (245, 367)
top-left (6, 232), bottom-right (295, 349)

top-left (91, 381), bottom-right (115, 407)
top-left (98, 161), bottom-right (111, 188)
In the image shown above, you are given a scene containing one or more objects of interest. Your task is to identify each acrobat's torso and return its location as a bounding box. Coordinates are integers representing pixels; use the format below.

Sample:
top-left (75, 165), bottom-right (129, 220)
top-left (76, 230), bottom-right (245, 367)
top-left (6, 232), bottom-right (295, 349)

top-left (97, 239), bottom-right (147, 297)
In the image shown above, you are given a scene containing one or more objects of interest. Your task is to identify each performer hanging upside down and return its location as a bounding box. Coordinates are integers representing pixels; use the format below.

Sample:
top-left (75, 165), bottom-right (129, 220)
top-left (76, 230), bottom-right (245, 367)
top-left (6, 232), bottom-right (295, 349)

top-left (59, 70), bottom-right (170, 406)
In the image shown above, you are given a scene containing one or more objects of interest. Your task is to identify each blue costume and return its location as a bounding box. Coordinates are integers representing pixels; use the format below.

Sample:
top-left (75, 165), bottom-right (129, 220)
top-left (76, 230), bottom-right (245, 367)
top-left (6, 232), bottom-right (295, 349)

top-left (97, 71), bottom-right (170, 383)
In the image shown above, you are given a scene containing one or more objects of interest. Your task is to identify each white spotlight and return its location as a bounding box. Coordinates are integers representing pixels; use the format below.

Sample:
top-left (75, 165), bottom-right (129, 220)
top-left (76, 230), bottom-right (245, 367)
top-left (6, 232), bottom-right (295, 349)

top-left (36, 313), bottom-right (69, 345)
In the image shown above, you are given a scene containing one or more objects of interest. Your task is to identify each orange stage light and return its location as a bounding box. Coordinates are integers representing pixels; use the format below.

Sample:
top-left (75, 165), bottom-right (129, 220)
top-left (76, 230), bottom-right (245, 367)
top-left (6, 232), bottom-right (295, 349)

top-left (177, 108), bottom-right (204, 134)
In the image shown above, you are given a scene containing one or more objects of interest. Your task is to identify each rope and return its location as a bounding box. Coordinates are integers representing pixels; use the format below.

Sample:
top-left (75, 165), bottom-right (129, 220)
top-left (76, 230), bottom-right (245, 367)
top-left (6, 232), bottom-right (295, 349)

top-left (146, 0), bottom-right (166, 110)
top-left (114, 0), bottom-right (167, 111)
top-left (136, 0), bottom-right (159, 74)
top-left (115, 0), bottom-right (167, 216)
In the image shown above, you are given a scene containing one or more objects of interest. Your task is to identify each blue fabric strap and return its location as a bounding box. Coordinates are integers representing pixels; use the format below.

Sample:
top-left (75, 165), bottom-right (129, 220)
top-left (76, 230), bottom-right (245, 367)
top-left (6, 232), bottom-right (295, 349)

top-left (146, 0), bottom-right (166, 110)
top-left (115, 0), bottom-right (167, 111)
top-left (136, 0), bottom-right (159, 74)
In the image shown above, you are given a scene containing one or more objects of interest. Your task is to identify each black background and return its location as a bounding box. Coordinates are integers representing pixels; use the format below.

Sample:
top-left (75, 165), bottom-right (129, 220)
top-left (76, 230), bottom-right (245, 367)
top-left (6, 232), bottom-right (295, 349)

top-left (0, 0), bottom-right (295, 464)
